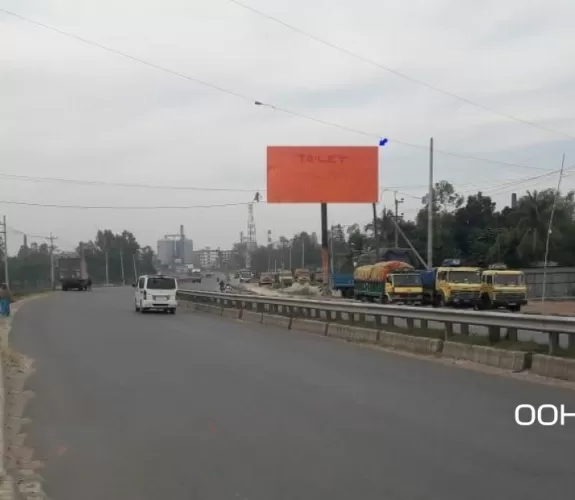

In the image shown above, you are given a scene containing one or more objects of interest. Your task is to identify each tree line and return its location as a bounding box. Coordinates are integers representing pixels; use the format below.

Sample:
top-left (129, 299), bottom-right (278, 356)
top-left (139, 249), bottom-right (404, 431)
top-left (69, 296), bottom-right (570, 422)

top-left (0, 229), bottom-right (156, 290)
top-left (230, 181), bottom-right (575, 273)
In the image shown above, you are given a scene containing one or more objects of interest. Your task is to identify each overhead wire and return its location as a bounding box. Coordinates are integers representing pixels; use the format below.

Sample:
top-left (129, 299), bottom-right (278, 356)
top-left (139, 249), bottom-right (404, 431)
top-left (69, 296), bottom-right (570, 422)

top-left (0, 173), bottom-right (263, 193)
top-left (0, 7), bottom-right (557, 173)
top-left (229, 0), bottom-right (575, 141)
top-left (0, 200), bottom-right (252, 210)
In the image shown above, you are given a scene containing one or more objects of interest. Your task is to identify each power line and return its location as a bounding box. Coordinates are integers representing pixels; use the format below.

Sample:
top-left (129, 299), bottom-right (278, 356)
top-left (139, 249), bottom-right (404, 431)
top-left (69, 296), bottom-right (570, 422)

top-left (0, 7), bottom-right (555, 173)
top-left (0, 173), bottom-right (263, 193)
top-left (0, 200), bottom-right (251, 210)
top-left (229, 0), bottom-right (575, 141)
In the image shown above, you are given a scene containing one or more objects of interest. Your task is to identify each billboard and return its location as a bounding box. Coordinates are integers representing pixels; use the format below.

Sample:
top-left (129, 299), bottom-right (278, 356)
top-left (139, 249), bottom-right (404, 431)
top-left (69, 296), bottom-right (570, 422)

top-left (267, 146), bottom-right (379, 203)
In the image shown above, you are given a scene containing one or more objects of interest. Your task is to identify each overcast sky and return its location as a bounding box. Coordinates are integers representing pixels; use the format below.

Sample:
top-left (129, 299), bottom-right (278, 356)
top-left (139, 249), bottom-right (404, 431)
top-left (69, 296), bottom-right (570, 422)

top-left (2, 0), bottom-right (575, 254)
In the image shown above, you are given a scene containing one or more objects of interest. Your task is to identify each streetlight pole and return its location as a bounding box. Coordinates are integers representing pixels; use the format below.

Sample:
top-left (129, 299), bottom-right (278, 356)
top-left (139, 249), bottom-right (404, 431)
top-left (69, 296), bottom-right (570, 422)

top-left (394, 192), bottom-right (404, 247)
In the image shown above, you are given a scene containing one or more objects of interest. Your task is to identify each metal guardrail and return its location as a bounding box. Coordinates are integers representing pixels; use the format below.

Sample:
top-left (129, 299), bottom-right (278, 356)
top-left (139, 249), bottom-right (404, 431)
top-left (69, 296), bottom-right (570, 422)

top-left (178, 289), bottom-right (575, 355)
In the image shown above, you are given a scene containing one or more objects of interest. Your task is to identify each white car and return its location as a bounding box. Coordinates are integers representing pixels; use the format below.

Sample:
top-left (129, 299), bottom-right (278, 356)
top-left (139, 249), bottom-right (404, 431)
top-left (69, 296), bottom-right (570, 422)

top-left (133, 275), bottom-right (178, 314)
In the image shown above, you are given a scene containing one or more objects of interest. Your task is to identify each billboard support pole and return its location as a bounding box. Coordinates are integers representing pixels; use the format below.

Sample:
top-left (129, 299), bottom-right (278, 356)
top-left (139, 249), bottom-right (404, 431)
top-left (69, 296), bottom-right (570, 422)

top-left (321, 203), bottom-right (329, 295)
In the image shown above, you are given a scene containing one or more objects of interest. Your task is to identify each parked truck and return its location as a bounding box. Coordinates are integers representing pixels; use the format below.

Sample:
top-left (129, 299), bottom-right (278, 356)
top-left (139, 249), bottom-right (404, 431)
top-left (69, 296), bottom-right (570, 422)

top-left (353, 261), bottom-right (423, 304)
top-left (421, 259), bottom-right (482, 307)
top-left (478, 264), bottom-right (528, 312)
top-left (58, 254), bottom-right (89, 291)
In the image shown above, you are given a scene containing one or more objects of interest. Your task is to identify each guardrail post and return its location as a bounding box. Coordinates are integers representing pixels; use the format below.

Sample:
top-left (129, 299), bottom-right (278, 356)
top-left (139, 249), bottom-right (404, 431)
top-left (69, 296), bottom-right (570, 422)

top-left (568, 334), bottom-right (575, 351)
top-left (444, 322), bottom-right (453, 339)
top-left (488, 326), bottom-right (501, 344)
top-left (374, 315), bottom-right (382, 328)
top-left (406, 318), bottom-right (415, 330)
top-left (387, 316), bottom-right (395, 327)
top-left (460, 324), bottom-right (469, 336)
top-left (506, 327), bottom-right (518, 342)
top-left (420, 319), bottom-right (428, 329)
top-left (548, 332), bottom-right (560, 355)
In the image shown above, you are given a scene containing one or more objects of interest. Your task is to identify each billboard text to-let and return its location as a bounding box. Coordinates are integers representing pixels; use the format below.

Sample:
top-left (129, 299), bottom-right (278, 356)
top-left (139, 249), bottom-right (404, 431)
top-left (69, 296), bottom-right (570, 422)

top-left (267, 146), bottom-right (379, 203)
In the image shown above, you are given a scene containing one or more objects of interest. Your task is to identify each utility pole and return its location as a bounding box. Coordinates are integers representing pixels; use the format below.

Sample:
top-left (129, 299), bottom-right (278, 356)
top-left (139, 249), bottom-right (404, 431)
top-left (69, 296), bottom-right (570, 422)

top-left (132, 253), bottom-right (138, 282)
top-left (48, 232), bottom-right (58, 290)
top-left (1, 215), bottom-right (9, 287)
top-left (301, 240), bottom-right (305, 268)
top-left (427, 137), bottom-right (434, 268)
top-left (372, 203), bottom-right (379, 259)
top-left (119, 247), bottom-right (126, 285)
top-left (105, 249), bottom-right (110, 285)
top-left (393, 192), bottom-right (404, 247)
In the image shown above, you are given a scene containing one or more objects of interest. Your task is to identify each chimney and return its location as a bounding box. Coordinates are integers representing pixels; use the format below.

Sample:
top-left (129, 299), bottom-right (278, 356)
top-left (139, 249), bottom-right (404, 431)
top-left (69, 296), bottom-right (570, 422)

top-left (511, 193), bottom-right (517, 208)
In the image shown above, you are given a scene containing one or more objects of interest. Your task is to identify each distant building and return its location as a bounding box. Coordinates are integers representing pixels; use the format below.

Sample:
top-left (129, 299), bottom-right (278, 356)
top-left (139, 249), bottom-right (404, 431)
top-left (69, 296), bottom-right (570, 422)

top-left (192, 247), bottom-right (232, 268)
top-left (157, 238), bottom-right (194, 266)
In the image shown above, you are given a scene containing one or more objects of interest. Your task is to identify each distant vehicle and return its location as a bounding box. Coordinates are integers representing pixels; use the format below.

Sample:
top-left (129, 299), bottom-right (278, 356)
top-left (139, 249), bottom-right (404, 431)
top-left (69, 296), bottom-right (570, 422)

top-left (259, 272), bottom-right (274, 286)
top-left (278, 270), bottom-right (293, 287)
top-left (190, 269), bottom-right (202, 283)
top-left (205, 271), bottom-right (214, 278)
top-left (58, 254), bottom-right (89, 291)
top-left (239, 270), bottom-right (253, 283)
top-left (294, 269), bottom-right (311, 284)
top-left (133, 275), bottom-right (178, 314)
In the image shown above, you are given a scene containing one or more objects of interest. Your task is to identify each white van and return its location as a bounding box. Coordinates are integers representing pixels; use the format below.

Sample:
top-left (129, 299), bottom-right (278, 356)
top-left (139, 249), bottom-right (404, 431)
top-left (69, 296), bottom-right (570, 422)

top-left (133, 275), bottom-right (178, 314)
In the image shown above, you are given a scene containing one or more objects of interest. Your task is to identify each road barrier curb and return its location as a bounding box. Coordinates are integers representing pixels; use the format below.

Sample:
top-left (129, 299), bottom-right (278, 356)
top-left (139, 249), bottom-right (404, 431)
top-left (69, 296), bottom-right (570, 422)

top-left (262, 314), bottom-right (292, 329)
top-left (197, 304), bottom-right (222, 315)
top-left (442, 342), bottom-right (527, 371)
top-left (179, 291), bottom-right (575, 382)
top-left (222, 308), bottom-right (241, 320)
top-left (327, 324), bottom-right (378, 343)
top-left (378, 330), bottom-right (443, 355)
top-left (241, 311), bottom-right (263, 324)
top-left (291, 319), bottom-right (328, 336)
top-left (531, 354), bottom-right (575, 381)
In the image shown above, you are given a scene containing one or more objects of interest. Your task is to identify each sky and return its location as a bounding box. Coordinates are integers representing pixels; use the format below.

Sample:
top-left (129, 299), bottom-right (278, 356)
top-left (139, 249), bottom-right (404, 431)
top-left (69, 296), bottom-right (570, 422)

top-left (2, 0), bottom-right (575, 254)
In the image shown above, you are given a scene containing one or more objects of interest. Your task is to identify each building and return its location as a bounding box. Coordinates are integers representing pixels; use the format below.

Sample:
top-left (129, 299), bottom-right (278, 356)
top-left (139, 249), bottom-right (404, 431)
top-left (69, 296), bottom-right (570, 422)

top-left (156, 238), bottom-right (194, 266)
top-left (192, 247), bottom-right (233, 269)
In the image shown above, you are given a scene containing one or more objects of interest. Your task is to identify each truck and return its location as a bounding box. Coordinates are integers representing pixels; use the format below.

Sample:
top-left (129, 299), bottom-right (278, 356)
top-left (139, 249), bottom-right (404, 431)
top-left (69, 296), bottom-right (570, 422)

top-left (332, 248), bottom-right (422, 299)
top-left (478, 264), bottom-right (528, 312)
top-left (58, 254), bottom-right (89, 291)
top-left (353, 260), bottom-right (423, 304)
top-left (421, 259), bottom-right (482, 307)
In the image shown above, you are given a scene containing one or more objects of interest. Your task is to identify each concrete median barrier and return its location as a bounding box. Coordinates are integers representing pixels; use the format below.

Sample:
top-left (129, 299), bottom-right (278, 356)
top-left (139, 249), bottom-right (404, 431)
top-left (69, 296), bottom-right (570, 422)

top-left (379, 331), bottom-right (443, 355)
top-left (327, 324), bottom-right (378, 343)
top-left (196, 304), bottom-right (222, 316)
top-left (222, 308), bottom-right (241, 319)
top-left (291, 319), bottom-right (328, 336)
top-left (241, 310), bottom-right (263, 324)
top-left (531, 354), bottom-right (575, 381)
top-left (442, 342), bottom-right (527, 371)
top-left (262, 314), bottom-right (292, 329)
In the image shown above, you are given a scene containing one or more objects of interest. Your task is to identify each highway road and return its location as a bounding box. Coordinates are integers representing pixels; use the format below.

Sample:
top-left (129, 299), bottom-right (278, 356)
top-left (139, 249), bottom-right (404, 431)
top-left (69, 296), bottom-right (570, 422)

top-left (10, 287), bottom-right (575, 500)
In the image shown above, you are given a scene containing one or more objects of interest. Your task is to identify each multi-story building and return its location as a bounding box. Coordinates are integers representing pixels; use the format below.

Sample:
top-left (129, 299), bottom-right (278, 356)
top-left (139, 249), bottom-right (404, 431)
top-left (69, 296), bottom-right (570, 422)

top-left (192, 247), bottom-right (233, 268)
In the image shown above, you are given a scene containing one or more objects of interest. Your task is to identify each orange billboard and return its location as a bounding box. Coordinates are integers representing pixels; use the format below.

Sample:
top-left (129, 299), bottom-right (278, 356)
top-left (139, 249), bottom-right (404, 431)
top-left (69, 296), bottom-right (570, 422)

top-left (267, 146), bottom-right (379, 203)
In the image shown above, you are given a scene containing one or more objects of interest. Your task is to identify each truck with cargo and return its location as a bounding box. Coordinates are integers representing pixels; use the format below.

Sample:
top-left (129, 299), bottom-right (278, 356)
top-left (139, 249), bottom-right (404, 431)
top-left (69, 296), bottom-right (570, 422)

top-left (421, 259), bottom-right (482, 307)
top-left (333, 248), bottom-right (423, 299)
top-left (58, 254), bottom-right (89, 291)
top-left (353, 260), bottom-right (423, 304)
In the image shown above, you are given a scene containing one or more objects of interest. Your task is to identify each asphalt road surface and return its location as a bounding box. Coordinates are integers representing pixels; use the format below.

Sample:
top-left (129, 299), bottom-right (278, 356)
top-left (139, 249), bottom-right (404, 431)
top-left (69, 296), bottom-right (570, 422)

top-left (10, 288), bottom-right (575, 500)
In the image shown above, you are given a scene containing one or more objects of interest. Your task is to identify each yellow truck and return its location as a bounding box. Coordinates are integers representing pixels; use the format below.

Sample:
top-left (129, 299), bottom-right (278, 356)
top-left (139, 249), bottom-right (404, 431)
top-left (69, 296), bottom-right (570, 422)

top-left (478, 265), bottom-right (528, 312)
top-left (354, 261), bottom-right (423, 304)
top-left (422, 259), bottom-right (482, 307)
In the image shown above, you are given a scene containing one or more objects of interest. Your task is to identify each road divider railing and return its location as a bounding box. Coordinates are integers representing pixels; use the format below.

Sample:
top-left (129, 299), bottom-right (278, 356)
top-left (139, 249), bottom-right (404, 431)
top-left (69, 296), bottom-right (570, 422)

top-left (178, 290), bottom-right (575, 382)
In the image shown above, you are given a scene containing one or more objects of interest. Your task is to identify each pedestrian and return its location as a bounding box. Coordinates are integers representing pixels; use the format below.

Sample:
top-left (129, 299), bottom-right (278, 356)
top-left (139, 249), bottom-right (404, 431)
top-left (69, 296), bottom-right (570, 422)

top-left (0, 283), bottom-right (13, 317)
